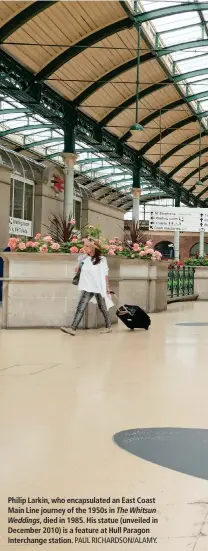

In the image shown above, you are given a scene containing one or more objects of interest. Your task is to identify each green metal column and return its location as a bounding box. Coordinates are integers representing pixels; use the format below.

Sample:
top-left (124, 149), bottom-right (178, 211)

top-left (132, 166), bottom-right (141, 223)
top-left (174, 192), bottom-right (181, 260)
top-left (62, 122), bottom-right (77, 222)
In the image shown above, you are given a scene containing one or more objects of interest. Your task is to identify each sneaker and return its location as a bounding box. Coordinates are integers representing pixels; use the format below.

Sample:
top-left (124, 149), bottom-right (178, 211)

top-left (61, 327), bottom-right (76, 336)
top-left (100, 328), bottom-right (112, 334)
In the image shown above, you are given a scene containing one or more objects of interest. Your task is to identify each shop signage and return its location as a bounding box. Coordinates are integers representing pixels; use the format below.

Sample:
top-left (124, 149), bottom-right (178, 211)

top-left (149, 206), bottom-right (208, 232)
top-left (9, 217), bottom-right (32, 237)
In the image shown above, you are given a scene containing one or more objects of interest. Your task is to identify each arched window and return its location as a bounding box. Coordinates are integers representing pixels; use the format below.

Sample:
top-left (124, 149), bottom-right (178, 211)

top-left (155, 241), bottom-right (173, 258)
top-left (190, 243), bottom-right (208, 257)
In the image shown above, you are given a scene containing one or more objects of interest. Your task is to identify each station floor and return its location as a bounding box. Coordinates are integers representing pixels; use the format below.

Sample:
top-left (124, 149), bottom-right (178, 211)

top-left (0, 302), bottom-right (208, 551)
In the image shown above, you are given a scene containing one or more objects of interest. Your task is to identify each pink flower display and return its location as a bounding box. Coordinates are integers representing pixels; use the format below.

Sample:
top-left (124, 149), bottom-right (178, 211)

top-left (40, 245), bottom-right (48, 253)
top-left (70, 246), bottom-right (79, 254)
top-left (118, 246), bottom-right (123, 252)
top-left (43, 235), bottom-right (53, 243)
top-left (18, 242), bottom-right (26, 251)
top-left (69, 218), bottom-right (76, 226)
top-left (144, 248), bottom-right (154, 255)
top-left (34, 233), bottom-right (41, 240)
top-left (32, 242), bottom-right (39, 248)
top-left (133, 243), bottom-right (141, 252)
top-left (108, 248), bottom-right (115, 255)
top-left (26, 241), bottom-right (34, 248)
top-left (146, 240), bottom-right (153, 247)
top-left (51, 242), bottom-right (60, 251)
top-left (139, 250), bottom-right (146, 257)
top-left (8, 237), bottom-right (19, 250)
top-left (72, 236), bottom-right (78, 243)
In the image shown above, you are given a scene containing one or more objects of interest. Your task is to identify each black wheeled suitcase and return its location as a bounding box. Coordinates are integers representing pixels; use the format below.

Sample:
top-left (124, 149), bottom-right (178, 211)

top-left (116, 304), bottom-right (151, 331)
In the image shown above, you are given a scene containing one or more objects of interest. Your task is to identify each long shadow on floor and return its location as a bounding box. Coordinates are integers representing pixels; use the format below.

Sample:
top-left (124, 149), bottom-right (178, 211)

top-left (113, 428), bottom-right (208, 480)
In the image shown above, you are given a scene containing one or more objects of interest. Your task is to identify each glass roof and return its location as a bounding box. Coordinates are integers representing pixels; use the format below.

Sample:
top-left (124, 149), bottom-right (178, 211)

top-left (139, 0), bottom-right (208, 118)
top-left (0, 93), bottom-right (163, 202)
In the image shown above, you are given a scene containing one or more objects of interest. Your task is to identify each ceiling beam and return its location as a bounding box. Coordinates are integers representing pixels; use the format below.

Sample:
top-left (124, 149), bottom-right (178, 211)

top-left (121, 98), bottom-right (184, 143)
top-left (0, 1), bottom-right (56, 42)
top-left (157, 39), bottom-right (208, 58)
top-left (36, 18), bottom-right (134, 81)
top-left (139, 115), bottom-right (196, 156)
top-left (168, 146), bottom-right (208, 178)
top-left (0, 123), bottom-right (55, 137)
top-left (182, 162), bottom-right (208, 185)
top-left (73, 53), bottom-right (153, 106)
top-left (15, 137), bottom-right (64, 152)
top-left (154, 131), bottom-right (205, 167)
top-left (100, 79), bottom-right (169, 127)
top-left (186, 90), bottom-right (208, 102)
top-left (135, 3), bottom-right (208, 24)
top-left (174, 67), bottom-right (208, 83)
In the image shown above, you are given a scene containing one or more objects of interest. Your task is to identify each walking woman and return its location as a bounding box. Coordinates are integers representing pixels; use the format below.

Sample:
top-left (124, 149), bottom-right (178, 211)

top-left (61, 239), bottom-right (112, 336)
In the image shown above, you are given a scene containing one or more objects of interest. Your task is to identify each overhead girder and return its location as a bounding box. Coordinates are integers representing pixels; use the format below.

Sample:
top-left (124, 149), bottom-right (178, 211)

top-left (139, 115), bottom-right (196, 156)
top-left (73, 53), bottom-right (153, 106)
top-left (197, 184), bottom-right (208, 198)
top-left (135, 3), bottom-right (208, 24)
top-left (168, 146), bottom-right (208, 178)
top-left (100, 79), bottom-right (169, 127)
top-left (0, 1), bottom-right (56, 42)
top-left (15, 137), bottom-right (64, 153)
top-left (182, 162), bottom-right (208, 185)
top-left (0, 123), bottom-right (56, 137)
top-left (121, 98), bottom-right (184, 143)
top-left (154, 131), bottom-right (206, 167)
top-left (186, 90), bottom-right (208, 103)
top-left (156, 39), bottom-right (208, 58)
top-left (0, 108), bottom-right (31, 115)
top-left (174, 67), bottom-right (208, 84)
top-left (36, 18), bottom-right (134, 81)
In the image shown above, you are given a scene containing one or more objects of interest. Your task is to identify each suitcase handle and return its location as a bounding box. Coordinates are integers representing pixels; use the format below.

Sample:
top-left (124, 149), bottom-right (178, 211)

top-left (110, 292), bottom-right (129, 315)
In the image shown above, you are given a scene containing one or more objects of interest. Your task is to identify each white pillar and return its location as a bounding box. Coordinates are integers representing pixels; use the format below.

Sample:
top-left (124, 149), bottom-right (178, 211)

top-left (132, 188), bottom-right (141, 224)
top-left (199, 231), bottom-right (205, 257)
top-left (62, 152), bottom-right (77, 221)
top-left (174, 231), bottom-right (180, 261)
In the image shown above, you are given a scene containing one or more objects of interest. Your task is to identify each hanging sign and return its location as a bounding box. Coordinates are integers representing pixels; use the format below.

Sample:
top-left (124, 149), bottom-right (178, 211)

top-left (149, 207), bottom-right (205, 232)
top-left (9, 217), bottom-right (32, 237)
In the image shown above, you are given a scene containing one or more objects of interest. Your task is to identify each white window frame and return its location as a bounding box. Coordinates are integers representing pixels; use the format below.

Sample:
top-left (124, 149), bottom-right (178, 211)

top-left (10, 175), bottom-right (35, 234)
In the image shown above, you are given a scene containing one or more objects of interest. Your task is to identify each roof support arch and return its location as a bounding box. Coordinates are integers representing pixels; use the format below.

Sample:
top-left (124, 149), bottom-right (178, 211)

top-left (36, 18), bottom-right (133, 81)
top-left (154, 131), bottom-right (205, 168)
top-left (174, 67), bottom-right (208, 83)
top-left (138, 115), bottom-right (196, 157)
top-left (100, 79), bottom-right (169, 127)
top-left (0, 1), bottom-right (56, 41)
top-left (182, 162), bottom-right (208, 185)
top-left (168, 146), bottom-right (208, 178)
top-left (73, 52), bottom-right (153, 106)
top-left (157, 39), bottom-right (208, 58)
top-left (135, 3), bottom-right (208, 24)
top-left (121, 98), bottom-right (184, 143)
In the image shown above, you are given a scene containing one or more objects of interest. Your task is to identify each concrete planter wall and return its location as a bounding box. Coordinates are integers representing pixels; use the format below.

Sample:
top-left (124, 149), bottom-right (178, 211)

top-left (119, 258), bottom-right (168, 313)
top-left (0, 253), bottom-right (119, 329)
top-left (0, 254), bottom-right (168, 329)
top-left (192, 266), bottom-right (208, 300)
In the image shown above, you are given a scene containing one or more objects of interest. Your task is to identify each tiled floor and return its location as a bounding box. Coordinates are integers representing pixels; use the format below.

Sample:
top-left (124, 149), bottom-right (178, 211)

top-left (1, 302), bottom-right (208, 550)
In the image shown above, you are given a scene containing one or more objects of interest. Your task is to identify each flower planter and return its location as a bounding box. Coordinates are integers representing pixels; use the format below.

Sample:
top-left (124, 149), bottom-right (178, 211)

top-left (0, 253), bottom-right (119, 329)
top-left (118, 258), bottom-right (168, 313)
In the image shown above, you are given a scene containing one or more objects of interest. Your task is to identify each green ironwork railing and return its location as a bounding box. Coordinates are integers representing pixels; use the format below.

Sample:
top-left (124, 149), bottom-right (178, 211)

top-left (168, 267), bottom-right (195, 299)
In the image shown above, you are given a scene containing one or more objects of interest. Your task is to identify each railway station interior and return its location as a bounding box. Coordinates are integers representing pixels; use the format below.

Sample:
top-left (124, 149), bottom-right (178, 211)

top-left (1, 2), bottom-right (208, 550)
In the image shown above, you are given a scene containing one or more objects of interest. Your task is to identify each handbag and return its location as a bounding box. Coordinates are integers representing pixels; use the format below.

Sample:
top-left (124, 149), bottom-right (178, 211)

top-left (72, 258), bottom-right (85, 286)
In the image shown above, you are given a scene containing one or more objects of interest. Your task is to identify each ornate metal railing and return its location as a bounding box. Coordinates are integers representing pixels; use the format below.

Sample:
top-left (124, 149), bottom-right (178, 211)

top-left (168, 266), bottom-right (195, 298)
